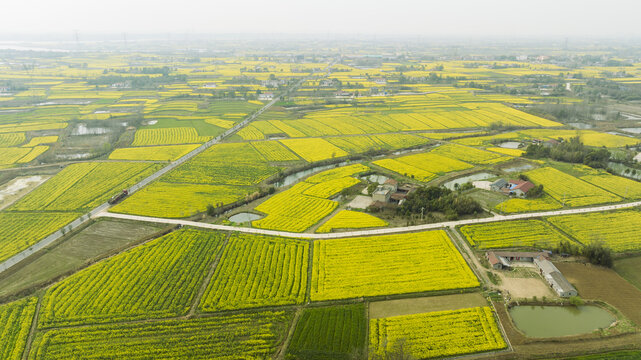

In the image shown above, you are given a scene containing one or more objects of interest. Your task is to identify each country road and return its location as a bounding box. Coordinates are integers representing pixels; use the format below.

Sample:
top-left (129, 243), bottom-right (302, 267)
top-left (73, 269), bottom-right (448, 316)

top-left (96, 200), bottom-right (641, 239)
top-left (0, 61), bottom-right (337, 275)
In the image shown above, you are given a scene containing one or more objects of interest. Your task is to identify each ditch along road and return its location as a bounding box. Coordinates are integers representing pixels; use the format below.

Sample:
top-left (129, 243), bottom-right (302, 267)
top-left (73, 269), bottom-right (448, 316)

top-left (96, 199), bottom-right (641, 240)
top-left (0, 61), bottom-right (337, 275)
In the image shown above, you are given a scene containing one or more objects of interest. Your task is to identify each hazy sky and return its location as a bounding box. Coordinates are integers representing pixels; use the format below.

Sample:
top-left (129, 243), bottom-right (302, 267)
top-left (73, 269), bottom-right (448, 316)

top-left (3, 0), bottom-right (640, 38)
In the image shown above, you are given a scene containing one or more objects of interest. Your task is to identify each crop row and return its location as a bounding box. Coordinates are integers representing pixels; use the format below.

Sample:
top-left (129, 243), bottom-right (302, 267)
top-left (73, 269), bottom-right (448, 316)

top-left (0, 297), bottom-right (37, 360)
top-left (30, 311), bottom-right (292, 360)
top-left (460, 219), bottom-right (570, 249)
top-left (199, 234), bottom-right (308, 311)
top-left (38, 229), bottom-right (225, 327)
top-left (369, 307), bottom-right (506, 359)
top-left (0, 212), bottom-right (79, 263)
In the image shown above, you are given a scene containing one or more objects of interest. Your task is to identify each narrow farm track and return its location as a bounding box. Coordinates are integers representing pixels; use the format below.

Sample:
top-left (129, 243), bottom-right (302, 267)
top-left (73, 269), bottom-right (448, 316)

top-left (98, 200), bottom-right (641, 239)
top-left (0, 61), bottom-right (336, 276)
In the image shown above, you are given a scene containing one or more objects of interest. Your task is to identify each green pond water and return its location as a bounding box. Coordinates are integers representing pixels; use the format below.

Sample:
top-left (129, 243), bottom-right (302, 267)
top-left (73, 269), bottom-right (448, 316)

top-left (509, 305), bottom-right (615, 338)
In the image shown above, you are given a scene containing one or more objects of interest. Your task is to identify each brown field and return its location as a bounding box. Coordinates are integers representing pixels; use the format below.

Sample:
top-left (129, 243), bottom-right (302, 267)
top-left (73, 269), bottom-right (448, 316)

top-left (557, 262), bottom-right (641, 326)
top-left (368, 292), bottom-right (487, 318)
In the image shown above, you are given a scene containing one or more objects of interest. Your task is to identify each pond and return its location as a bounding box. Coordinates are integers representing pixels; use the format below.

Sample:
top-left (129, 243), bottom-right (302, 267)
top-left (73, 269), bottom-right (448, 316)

top-left (362, 174), bottom-right (389, 184)
top-left (568, 122), bottom-right (593, 129)
top-left (274, 162), bottom-right (349, 188)
top-left (228, 212), bottom-right (262, 223)
top-left (608, 162), bottom-right (641, 180)
top-left (443, 172), bottom-right (494, 190)
top-left (621, 127), bottom-right (641, 134)
top-left (498, 141), bottom-right (522, 149)
top-left (72, 124), bottom-right (110, 136)
top-left (509, 305), bottom-right (615, 338)
top-left (502, 163), bottom-right (535, 173)
top-left (56, 153), bottom-right (91, 160)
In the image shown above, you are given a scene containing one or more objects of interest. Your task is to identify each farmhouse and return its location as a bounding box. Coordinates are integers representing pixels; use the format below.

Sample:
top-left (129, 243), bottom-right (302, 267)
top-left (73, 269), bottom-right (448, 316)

top-left (534, 257), bottom-right (578, 298)
top-left (487, 251), bottom-right (549, 270)
top-left (490, 178), bottom-right (535, 197)
top-left (487, 252), bottom-right (511, 270)
top-left (508, 180), bottom-right (535, 197)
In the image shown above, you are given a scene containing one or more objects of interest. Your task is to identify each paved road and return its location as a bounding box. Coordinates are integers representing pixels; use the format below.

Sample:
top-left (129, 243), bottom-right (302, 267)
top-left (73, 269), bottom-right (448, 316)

top-left (97, 200), bottom-right (641, 239)
top-left (0, 62), bottom-right (336, 275)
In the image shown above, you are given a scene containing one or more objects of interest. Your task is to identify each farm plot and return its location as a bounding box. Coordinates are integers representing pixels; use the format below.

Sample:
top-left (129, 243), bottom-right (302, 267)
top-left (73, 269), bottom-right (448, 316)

top-left (547, 210), bottom-right (641, 252)
top-left (316, 210), bottom-right (387, 233)
top-left (579, 173), bottom-right (641, 199)
top-left (369, 307), bottom-right (506, 359)
top-left (132, 127), bottom-right (212, 146)
top-left (17, 146), bottom-right (50, 163)
top-left (29, 311), bottom-right (292, 360)
top-left (251, 140), bottom-right (300, 161)
top-left (10, 162), bottom-right (160, 211)
top-left (111, 182), bottom-right (252, 218)
top-left (22, 135), bottom-right (58, 147)
top-left (253, 182), bottom-right (338, 232)
top-left (395, 152), bottom-right (473, 174)
top-left (0, 212), bottom-right (79, 263)
top-left (0, 132), bottom-right (26, 147)
top-left (162, 142), bottom-right (278, 185)
top-left (372, 158), bottom-right (436, 182)
top-left (253, 164), bottom-right (368, 232)
top-left (526, 167), bottom-right (621, 207)
top-left (305, 163), bottom-right (369, 183)
top-left (199, 234), bottom-right (308, 311)
top-left (38, 229), bottom-right (226, 327)
top-left (286, 304), bottom-right (367, 360)
top-left (109, 144), bottom-right (199, 161)
top-left (0, 297), bottom-right (38, 360)
top-left (495, 195), bottom-right (562, 213)
top-left (460, 219), bottom-right (570, 249)
top-left (280, 138), bottom-right (348, 162)
top-left (0, 147), bottom-right (31, 165)
top-left (432, 143), bottom-right (508, 164)
top-left (310, 231), bottom-right (479, 301)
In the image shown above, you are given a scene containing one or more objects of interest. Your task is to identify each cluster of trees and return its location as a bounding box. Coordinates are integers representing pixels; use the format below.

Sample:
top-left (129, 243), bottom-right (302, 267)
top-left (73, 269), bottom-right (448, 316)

top-left (88, 74), bottom-right (187, 88)
top-left (397, 186), bottom-right (483, 220)
top-left (107, 66), bottom-right (172, 75)
top-left (556, 240), bottom-right (613, 267)
top-left (524, 137), bottom-right (611, 169)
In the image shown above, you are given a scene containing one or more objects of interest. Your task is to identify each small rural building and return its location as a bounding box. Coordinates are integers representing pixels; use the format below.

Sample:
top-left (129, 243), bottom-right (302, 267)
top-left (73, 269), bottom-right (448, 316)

top-left (384, 179), bottom-right (398, 192)
top-left (487, 252), bottom-right (511, 270)
top-left (534, 257), bottom-right (578, 298)
top-left (508, 180), bottom-right (535, 197)
top-left (372, 186), bottom-right (392, 203)
top-left (494, 251), bottom-right (548, 263)
top-left (490, 179), bottom-right (509, 192)
top-left (258, 92), bottom-right (274, 101)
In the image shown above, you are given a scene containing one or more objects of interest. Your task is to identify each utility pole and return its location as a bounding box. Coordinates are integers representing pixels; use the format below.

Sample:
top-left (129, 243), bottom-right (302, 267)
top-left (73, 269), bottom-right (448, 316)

top-left (421, 207), bottom-right (425, 221)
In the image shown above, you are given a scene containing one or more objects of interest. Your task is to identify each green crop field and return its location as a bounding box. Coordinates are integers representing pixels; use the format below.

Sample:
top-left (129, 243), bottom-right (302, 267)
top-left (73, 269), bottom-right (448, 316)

top-left (29, 311), bottom-right (292, 360)
top-left (0, 297), bottom-right (38, 360)
top-left (286, 304), bottom-right (367, 360)
top-left (38, 229), bottom-right (225, 327)
top-left (199, 233), bottom-right (308, 311)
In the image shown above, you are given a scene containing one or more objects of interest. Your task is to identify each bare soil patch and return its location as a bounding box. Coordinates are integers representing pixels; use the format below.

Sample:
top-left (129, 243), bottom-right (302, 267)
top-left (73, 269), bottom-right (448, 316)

top-left (369, 292), bottom-right (487, 318)
top-left (557, 262), bottom-right (641, 326)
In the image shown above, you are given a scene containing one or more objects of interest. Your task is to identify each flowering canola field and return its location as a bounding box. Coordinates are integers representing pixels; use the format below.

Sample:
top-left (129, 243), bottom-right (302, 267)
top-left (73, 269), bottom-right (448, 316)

top-left (369, 307), bottom-right (506, 359)
top-left (311, 231), bottom-right (479, 301)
